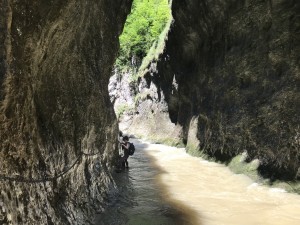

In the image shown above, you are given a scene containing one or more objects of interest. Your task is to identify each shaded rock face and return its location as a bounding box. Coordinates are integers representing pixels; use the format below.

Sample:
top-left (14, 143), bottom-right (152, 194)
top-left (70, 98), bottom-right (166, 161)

top-left (153, 0), bottom-right (300, 180)
top-left (0, 0), bottom-right (132, 224)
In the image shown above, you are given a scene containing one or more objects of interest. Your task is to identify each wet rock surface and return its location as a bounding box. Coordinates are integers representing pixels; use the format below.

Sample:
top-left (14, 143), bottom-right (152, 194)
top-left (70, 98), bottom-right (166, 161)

top-left (114, 0), bottom-right (300, 181)
top-left (0, 0), bottom-right (132, 224)
top-left (154, 0), bottom-right (300, 180)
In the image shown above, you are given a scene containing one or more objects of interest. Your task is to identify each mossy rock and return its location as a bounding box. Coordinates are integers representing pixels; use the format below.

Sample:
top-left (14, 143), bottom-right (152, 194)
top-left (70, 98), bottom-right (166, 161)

top-left (228, 154), bottom-right (260, 181)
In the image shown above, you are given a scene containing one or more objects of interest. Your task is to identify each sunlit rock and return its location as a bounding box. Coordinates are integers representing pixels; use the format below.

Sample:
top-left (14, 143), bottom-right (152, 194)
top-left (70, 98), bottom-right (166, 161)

top-left (113, 0), bottom-right (300, 181)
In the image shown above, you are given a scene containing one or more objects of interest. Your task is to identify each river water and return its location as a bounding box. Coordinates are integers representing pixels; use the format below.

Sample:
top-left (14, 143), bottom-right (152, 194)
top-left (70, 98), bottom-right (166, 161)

top-left (96, 139), bottom-right (300, 225)
top-left (95, 139), bottom-right (191, 225)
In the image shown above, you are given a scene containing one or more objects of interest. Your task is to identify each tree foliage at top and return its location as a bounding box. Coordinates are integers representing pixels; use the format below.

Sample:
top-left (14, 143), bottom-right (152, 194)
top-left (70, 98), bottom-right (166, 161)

top-left (117, 0), bottom-right (171, 68)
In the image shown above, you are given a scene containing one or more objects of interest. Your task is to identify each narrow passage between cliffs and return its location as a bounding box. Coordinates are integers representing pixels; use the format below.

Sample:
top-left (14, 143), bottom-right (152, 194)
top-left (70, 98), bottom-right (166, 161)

top-left (95, 139), bottom-right (192, 225)
top-left (97, 139), bottom-right (300, 225)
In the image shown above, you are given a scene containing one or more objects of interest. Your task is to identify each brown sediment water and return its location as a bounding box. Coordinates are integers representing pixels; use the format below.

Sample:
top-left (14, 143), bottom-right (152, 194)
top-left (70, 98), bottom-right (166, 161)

top-left (95, 139), bottom-right (193, 225)
top-left (144, 141), bottom-right (300, 225)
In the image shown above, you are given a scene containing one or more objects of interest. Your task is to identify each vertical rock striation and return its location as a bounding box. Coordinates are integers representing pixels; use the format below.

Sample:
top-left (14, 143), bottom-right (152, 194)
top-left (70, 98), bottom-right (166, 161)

top-left (155, 0), bottom-right (300, 180)
top-left (122, 0), bottom-right (299, 180)
top-left (0, 0), bottom-right (132, 224)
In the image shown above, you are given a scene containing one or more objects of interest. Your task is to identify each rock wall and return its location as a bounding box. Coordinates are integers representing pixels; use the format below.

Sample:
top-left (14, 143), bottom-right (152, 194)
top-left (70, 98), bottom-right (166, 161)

top-left (153, 0), bottom-right (300, 180)
top-left (0, 0), bottom-right (132, 224)
top-left (118, 0), bottom-right (299, 181)
top-left (109, 70), bottom-right (182, 145)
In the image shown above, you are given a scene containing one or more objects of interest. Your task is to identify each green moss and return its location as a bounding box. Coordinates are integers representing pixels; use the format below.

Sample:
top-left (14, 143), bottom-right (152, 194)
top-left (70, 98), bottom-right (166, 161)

top-left (162, 138), bottom-right (184, 147)
top-left (228, 153), bottom-right (300, 194)
top-left (143, 135), bottom-right (184, 148)
top-left (134, 91), bottom-right (151, 105)
top-left (134, 93), bottom-right (141, 105)
top-left (186, 144), bottom-right (205, 158)
top-left (228, 153), bottom-right (261, 181)
top-left (270, 181), bottom-right (300, 194)
top-left (115, 104), bottom-right (135, 118)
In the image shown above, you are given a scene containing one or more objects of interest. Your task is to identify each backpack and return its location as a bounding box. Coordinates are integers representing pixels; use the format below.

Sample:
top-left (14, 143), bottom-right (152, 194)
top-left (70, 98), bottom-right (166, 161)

top-left (128, 142), bottom-right (135, 156)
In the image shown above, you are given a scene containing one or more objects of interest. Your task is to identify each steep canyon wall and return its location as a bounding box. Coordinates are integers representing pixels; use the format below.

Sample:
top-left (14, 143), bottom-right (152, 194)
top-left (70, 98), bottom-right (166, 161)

top-left (120, 0), bottom-right (300, 180)
top-left (0, 0), bottom-right (132, 224)
top-left (157, 0), bottom-right (300, 180)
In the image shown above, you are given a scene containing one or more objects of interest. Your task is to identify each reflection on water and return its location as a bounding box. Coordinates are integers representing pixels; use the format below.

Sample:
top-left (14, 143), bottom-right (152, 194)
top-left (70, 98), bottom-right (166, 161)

top-left (95, 139), bottom-right (191, 225)
top-left (146, 142), bottom-right (300, 225)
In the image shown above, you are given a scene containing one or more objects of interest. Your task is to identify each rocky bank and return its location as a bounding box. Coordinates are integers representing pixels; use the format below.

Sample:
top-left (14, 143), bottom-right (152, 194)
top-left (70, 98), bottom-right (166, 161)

top-left (0, 0), bottom-right (132, 224)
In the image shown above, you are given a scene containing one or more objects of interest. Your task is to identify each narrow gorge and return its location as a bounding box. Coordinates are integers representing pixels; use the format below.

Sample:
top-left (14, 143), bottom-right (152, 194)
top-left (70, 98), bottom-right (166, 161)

top-left (113, 0), bottom-right (300, 183)
top-left (0, 0), bottom-right (299, 224)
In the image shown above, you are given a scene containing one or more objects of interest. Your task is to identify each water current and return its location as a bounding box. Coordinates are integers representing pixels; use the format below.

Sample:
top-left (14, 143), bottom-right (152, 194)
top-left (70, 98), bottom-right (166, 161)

top-left (96, 139), bottom-right (300, 225)
top-left (95, 139), bottom-right (191, 225)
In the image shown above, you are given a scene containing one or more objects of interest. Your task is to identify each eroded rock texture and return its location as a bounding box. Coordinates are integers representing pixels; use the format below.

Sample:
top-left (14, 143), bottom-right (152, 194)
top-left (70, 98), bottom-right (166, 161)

top-left (109, 70), bottom-right (182, 145)
top-left (155, 0), bottom-right (300, 180)
top-left (121, 0), bottom-right (299, 180)
top-left (0, 0), bottom-right (132, 224)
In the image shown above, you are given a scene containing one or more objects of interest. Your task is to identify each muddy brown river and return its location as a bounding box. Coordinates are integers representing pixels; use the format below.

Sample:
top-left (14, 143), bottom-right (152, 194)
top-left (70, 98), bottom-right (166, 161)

top-left (96, 139), bottom-right (300, 225)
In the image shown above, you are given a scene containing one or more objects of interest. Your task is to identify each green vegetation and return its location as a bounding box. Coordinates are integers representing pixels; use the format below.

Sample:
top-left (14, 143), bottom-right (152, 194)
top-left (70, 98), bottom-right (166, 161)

top-left (187, 148), bottom-right (300, 194)
top-left (139, 15), bottom-right (172, 74)
top-left (115, 104), bottom-right (135, 118)
top-left (186, 145), bottom-right (207, 159)
top-left (146, 136), bottom-right (184, 148)
top-left (134, 91), bottom-right (151, 105)
top-left (116, 0), bottom-right (172, 71)
top-left (228, 153), bottom-right (260, 181)
top-left (228, 153), bottom-right (300, 194)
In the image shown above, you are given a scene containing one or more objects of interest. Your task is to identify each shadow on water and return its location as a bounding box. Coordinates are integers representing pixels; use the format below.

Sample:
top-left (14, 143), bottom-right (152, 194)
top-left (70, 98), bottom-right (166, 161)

top-left (95, 139), bottom-right (199, 225)
top-left (145, 153), bottom-right (203, 225)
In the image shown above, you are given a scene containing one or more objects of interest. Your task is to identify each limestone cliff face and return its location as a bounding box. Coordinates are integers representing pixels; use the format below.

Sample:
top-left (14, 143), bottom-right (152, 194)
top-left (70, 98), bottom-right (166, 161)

top-left (153, 0), bottom-right (300, 180)
top-left (0, 0), bottom-right (132, 224)
top-left (119, 0), bottom-right (299, 180)
top-left (109, 70), bottom-right (182, 145)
